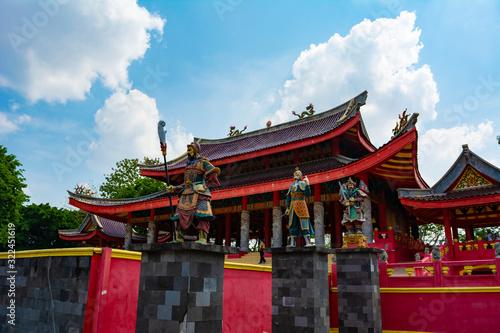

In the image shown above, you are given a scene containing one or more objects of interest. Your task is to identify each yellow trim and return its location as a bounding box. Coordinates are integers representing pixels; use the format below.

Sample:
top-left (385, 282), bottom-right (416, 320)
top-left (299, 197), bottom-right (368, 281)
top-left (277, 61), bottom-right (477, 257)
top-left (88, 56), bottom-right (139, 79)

top-left (459, 265), bottom-right (493, 275)
top-left (386, 159), bottom-right (413, 164)
top-left (394, 152), bottom-right (413, 158)
top-left (371, 172), bottom-right (414, 179)
top-left (0, 247), bottom-right (141, 261)
top-left (331, 287), bottom-right (500, 293)
top-left (379, 164), bottom-right (414, 170)
top-left (0, 247), bottom-right (102, 259)
top-left (111, 249), bottom-right (142, 261)
top-left (224, 262), bottom-right (272, 272)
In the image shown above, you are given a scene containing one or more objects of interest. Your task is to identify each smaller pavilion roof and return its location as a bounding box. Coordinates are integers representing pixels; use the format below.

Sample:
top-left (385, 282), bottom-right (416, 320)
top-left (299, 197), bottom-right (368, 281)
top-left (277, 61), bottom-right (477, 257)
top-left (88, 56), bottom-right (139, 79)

top-left (59, 214), bottom-right (170, 245)
top-left (398, 145), bottom-right (500, 226)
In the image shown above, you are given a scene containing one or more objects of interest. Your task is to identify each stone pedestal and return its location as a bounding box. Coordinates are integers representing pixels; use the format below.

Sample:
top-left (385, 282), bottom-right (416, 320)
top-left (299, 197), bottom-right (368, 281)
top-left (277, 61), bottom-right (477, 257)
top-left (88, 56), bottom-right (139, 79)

top-left (265, 247), bottom-right (334, 333)
top-left (130, 242), bottom-right (238, 333)
top-left (335, 248), bottom-right (382, 333)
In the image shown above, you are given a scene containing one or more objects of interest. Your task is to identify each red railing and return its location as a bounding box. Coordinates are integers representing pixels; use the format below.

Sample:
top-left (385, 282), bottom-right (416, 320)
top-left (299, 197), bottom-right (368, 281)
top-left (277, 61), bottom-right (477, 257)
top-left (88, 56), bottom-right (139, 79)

top-left (372, 227), bottom-right (428, 263)
top-left (453, 238), bottom-right (496, 260)
top-left (331, 257), bottom-right (500, 289)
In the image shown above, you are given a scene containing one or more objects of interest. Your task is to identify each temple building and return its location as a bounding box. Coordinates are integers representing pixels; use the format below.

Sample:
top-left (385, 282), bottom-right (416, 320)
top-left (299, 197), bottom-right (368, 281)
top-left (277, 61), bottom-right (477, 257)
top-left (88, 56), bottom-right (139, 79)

top-left (398, 144), bottom-right (500, 262)
top-left (58, 213), bottom-right (170, 247)
top-left (65, 90), bottom-right (429, 255)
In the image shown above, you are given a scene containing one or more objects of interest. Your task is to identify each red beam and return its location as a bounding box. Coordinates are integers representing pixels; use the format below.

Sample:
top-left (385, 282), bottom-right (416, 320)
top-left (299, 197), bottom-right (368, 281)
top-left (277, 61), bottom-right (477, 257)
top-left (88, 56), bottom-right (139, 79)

top-left (400, 194), bottom-right (500, 209)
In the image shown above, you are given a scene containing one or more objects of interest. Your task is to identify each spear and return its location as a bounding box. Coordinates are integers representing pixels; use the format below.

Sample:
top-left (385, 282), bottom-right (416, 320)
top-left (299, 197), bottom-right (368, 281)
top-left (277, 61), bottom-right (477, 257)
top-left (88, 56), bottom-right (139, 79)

top-left (158, 120), bottom-right (176, 241)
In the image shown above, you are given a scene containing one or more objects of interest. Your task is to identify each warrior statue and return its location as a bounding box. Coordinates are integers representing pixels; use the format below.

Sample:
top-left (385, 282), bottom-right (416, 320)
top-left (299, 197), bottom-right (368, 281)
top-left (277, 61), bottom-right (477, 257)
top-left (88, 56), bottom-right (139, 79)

top-left (285, 167), bottom-right (314, 247)
top-left (339, 177), bottom-right (369, 235)
top-left (166, 142), bottom-right (220, 244)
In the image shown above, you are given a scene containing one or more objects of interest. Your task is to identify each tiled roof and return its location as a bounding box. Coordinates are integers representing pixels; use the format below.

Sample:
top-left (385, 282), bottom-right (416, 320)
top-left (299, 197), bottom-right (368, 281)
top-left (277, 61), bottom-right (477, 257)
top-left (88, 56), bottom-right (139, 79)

top-left (405, 184), bottom-right (500, 202)
top-left (67, 190), bottom-right (172, 207)
top-left (59, 214), bottom-right (169, 241)
top-left (142, 91), bottom-right (368, 172)
top-left (69, 156), bottom-right (351, 207)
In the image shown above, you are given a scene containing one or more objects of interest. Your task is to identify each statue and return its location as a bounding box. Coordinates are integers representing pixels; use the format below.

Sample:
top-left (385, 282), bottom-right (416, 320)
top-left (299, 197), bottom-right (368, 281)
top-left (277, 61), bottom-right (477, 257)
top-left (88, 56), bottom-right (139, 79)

top-left (495, 242), bottom-right (500, 257)
top-left (415, 252), bottom-right (421, 261)
top-left (285, 167), bottom-right (314, 247)
top-left (432, 245), bottom-right (441, 261)
top-left (379, 249), bottom-right (388, 263)
top-left (424, 247), bottom-right (430, 255)
top-left (339, 177), bottom-right (369, 235)
top-left (166, 142), bottom-right (221, 244)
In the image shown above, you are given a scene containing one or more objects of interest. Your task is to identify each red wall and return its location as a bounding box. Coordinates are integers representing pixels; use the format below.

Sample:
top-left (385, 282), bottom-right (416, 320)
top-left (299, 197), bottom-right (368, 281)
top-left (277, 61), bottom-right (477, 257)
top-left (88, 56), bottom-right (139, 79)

top-left (381, 292), bottom-right (500, 333)
top-left (85, 249), bottom-right (141, 333)
top-left (223, 268), bottom-right (272, 333)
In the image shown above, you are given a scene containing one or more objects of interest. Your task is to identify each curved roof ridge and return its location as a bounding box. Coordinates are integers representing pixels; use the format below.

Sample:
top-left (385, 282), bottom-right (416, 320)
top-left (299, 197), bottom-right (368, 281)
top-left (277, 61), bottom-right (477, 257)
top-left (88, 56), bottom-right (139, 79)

top-left (142, 91), bottom-right (369, 170)
top-left (67, 189), bottom-right (170, 205)
top-left (198, 90), bottom-right (368, 144)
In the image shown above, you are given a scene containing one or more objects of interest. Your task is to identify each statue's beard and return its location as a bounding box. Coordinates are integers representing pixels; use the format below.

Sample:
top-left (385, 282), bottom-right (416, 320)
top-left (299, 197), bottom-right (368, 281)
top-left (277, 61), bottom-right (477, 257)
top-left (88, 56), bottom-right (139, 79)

top-left (188, 153), bottom-right (196, 162)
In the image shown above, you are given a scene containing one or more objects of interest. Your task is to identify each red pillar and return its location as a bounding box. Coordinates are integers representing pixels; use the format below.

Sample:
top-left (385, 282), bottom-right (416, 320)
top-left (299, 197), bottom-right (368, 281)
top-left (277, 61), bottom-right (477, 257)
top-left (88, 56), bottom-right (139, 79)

top-left (314, 184), bottom-right (321, 202)
top-left (452, 225), bottom-right (459, 242)
top-left (334, 200), bottom-right (343, 248)
top-left (225, 213), bottom-right (231, 247)
top-left (242, 196), bottom-right (248, 210)
top-left (465, 224), bottom-right (472, 241)
top-left (443, 208), bottom-right (454, 259)
top-left (273, 191), bottom-right (280, 207)
top-left (265, 208), bottom-right (271, 248)
top-left (294, 149), bottom-right (300, 164)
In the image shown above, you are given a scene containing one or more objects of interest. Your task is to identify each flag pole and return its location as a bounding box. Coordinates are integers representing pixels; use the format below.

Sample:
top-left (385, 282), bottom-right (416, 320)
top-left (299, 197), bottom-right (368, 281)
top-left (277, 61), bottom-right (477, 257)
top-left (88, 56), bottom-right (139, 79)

top-left (158, 120), bottom-right (176, 241)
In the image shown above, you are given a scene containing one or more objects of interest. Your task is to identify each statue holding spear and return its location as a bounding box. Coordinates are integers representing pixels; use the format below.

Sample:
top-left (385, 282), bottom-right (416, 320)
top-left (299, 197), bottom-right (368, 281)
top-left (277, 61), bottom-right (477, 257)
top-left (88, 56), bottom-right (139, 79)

top-left (161, 128), bottom-right (221, 244)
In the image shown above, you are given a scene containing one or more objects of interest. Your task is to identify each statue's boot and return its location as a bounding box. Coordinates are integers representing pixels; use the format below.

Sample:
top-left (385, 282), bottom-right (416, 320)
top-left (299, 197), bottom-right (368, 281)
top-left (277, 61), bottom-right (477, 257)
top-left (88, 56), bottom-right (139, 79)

top-left (287, 236), bottom-right (296, 247)
top-left (304, 235), bottom-right (313, 247)
top-left (171, 229), bottom-right (185, 243)
top-left (196, 230), bottom-right (208, 244)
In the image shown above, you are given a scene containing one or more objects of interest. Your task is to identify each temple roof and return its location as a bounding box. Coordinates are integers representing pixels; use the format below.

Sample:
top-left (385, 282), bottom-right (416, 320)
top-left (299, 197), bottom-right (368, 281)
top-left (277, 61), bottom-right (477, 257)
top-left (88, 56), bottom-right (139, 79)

top-left (398, 144), bottom-right (500, 201)
top-left (59, 214), bottom-right (170, 244)
top-left (141, 91), bottom-right (371, 173)
top-left (398, 145), bottom-right (500, 226)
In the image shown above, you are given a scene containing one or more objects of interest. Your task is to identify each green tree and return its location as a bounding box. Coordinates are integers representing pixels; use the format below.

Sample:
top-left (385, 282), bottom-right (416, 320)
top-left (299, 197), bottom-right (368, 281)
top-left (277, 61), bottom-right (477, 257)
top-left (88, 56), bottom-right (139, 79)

top-left (0, 145), bottom-right (29, 248)
top-left (418, 223), bottom-right (445, 246)
top-left (14, 204), bottom-right (85, 251)
top-left (99, 158), bottom-right (165, 199)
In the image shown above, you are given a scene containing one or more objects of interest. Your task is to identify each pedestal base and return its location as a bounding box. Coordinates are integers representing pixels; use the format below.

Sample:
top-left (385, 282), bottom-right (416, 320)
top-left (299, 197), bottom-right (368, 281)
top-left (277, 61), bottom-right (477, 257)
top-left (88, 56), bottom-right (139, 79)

top-left (130, 242), bottom-right (237, 333)
top-left (335, 248), bottom-right (382, 333)
top-left (265, 246), bottom-right (334, 333)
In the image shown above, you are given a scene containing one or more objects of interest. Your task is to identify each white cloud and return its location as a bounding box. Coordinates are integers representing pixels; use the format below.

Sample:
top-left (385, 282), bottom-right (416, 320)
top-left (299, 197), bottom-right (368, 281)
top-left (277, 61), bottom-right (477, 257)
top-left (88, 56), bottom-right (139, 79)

top-left (86, 89), bottom-right (193, 173)
top-left (0, 0), bottom-right (165, 103)
top-left (418, 121), bottom-right (495, 185)
top-left (0, 112), bottom-right (32, 134)
top-left (271, 11), bottom-right (439, 147)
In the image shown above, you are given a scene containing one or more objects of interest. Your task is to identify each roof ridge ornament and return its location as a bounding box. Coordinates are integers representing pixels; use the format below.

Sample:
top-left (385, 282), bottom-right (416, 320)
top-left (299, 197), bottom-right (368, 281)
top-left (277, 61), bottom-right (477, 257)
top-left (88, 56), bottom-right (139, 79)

top-left (292, 103), bottom-right (315, 119)
top-left (228, 125), bottom-right (247, 137)
top-left (391, 109), bottom-right (419, 140)
top-left (337, 98), bottom-right (355, 123)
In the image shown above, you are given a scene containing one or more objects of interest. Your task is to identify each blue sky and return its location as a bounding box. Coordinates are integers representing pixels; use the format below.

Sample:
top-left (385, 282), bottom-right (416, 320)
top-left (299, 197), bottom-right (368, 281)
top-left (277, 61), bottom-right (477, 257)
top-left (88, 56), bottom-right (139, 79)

top-left (0, 0), bottom-right (499, 208)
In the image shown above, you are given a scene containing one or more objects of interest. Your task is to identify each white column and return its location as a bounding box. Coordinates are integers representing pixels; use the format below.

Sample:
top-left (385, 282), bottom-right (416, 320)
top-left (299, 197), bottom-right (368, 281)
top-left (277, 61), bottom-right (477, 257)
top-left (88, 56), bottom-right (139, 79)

top-left (240, 210), bottom-right (250, 252)
top-left (124, 223), bottom-right (133, 250)
top-left (361, 199), bottom-right (373, 243)
top-left (272, 206), bottom-right (283, 248)
top-left (147, 220), bottom-right (156, 244)
top-left (313, 201), bottom-right (325, 247)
